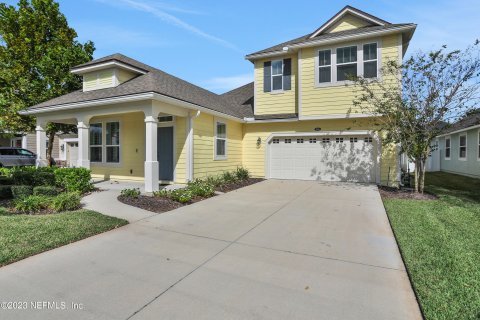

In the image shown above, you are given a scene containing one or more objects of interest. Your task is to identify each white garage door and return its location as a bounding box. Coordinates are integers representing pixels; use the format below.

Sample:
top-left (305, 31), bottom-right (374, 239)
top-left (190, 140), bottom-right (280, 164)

top-left (269, 135), bottom-right (377, 182)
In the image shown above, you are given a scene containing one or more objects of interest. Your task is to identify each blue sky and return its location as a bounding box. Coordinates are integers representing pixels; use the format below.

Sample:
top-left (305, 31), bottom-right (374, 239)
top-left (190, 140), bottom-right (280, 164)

top-left (5, 0), bottom-right (479, 93)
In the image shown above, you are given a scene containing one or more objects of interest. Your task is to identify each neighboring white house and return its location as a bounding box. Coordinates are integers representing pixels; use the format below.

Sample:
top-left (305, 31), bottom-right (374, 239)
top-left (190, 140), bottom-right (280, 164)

top-left (0, 132), bottom-right (78, 167)
top-left (431, 111), bottom-right (480, 178)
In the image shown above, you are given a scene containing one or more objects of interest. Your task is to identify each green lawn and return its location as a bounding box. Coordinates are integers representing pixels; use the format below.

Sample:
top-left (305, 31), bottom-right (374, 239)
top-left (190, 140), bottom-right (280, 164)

top-left (383, 172), bottom-right (480, 320)
top-left (0, 209), bottom-right (128, 267)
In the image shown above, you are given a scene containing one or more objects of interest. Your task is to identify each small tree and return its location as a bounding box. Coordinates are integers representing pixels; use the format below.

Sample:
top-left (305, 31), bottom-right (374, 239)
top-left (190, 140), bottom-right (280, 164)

top-left (352, 42), bottom-right (480, 193)
top-left (0, 0), bottom-right (94, 163)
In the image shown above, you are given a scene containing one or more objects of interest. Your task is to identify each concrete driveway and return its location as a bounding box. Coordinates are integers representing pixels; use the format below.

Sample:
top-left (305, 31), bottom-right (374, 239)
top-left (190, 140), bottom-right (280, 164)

top-left (0, 180), bottom-right (421, 320)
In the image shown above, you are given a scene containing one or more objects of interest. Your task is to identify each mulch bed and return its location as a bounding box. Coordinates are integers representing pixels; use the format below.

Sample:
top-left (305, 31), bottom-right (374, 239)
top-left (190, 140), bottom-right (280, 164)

top-left (118, 195), bottom-right (184, 214)
top-left (379, 186), bottom-right (437, 200)
top-left (215, 178), bottom-right (264, 193)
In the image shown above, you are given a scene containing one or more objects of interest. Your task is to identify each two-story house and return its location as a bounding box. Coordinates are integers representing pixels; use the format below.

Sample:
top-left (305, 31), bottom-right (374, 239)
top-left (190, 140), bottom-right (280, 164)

top-left (20, 6), bottom-right (416, 192)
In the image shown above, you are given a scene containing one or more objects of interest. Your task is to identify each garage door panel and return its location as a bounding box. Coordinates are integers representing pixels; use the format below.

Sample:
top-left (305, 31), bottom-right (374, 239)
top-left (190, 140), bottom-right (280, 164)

top-left (269, 136), bottom-right (376, 183)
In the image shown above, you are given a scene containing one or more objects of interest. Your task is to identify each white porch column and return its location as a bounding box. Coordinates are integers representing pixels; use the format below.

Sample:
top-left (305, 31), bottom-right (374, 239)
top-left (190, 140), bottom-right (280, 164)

top-left (145, 115), bottom-right (159, 192)
top-left (186, 111), bottom-right (200, 182)
top-left (35, 122), bottom-right (48, 167)
top-left (77, 120), bottom-right (90, 169)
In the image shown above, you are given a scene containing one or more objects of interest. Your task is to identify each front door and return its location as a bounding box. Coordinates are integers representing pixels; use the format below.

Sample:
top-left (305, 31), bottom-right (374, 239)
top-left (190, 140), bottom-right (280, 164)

top-left (157, 127), bottom-right (174, 181)
top-left (67, 142), bottom-right (78, 167)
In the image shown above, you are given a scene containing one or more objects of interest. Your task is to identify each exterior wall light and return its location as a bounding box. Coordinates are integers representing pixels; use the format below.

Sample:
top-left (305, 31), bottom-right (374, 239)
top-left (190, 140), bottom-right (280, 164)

top-left (256, 137), bottom-right (262, 147)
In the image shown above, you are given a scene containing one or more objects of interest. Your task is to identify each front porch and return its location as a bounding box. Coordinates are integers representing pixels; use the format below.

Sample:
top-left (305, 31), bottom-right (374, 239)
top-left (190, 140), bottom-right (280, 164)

top-left (33, 100), bottom-right (197, 192)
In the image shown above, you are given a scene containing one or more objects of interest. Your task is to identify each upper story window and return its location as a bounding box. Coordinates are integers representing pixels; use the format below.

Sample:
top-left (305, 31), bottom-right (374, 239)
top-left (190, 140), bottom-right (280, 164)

top-left (263, 59), bottom-right (291, 92)
top-left (316, 41), bottom-right (379, 87)
top-left (271, 60), bottom-right (283, 91)
top-left (363, 43), bottom-right (378, 78)
top-left (445, 137), bottom-right (451, 159)
top-left (459, 134), bottom-right (467, 159)
top-left (336, 46), bottom-right (357, 81)
top-left (215, 121), bottom-right (227, 160)
top-left (318, 50), bottom-right (331, 83)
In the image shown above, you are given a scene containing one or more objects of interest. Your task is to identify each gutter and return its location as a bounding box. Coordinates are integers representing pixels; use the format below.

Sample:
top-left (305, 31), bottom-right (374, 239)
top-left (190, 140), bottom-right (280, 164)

top-left (436, 124), bottom-right (480, 137)
top-left (19, 92), bottom-right (245, 123)
top-left (245, 24), bottom-right (416, 61)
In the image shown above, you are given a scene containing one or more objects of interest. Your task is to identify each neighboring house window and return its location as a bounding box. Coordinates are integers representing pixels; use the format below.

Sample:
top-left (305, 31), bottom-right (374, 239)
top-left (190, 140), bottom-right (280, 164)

top-left (271, 60), bottom-right (283, 91)
top-left (445, 137), bottom-right (451, 159)
top-left (459, 134), bottom-right (467, 159)
top-left (363, 43), bottom-right (378, 78)
top-left (318, 50), bottom-right (331, 83)
top-left (336, 46), bottom-right (357, 81)
top-left (89, 121), bottom-right (120, 163)
top-left (215, 121), bottom-right (227, 160)
top-left (90, 123), bottom-right (103, 162)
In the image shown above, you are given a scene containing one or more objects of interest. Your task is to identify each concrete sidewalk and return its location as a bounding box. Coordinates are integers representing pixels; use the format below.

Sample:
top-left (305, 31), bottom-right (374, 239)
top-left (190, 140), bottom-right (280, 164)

top-left (0, 180), bottom-right (421, 320)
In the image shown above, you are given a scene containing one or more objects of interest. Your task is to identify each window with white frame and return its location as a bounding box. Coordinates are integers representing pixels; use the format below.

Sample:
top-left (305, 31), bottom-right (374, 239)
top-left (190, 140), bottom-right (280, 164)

top-left (318, 50), bottom-right (331, 83)
top-left (89, 121), bottom-right (120, 163)
top-left (336, 46), bottom-right (357, 81)
top-left (215, 121), bottom-right (227, 159)
top-left (271, 60), bottom-right (283, 91)
top-left (459, 134), bottom-right (467, 159)
top-left (445, 137), bottom-right (451, 159)
top-left (363, 43), bottom-right (378, 78)
top-left (90, 123), bottom-right (103, 162)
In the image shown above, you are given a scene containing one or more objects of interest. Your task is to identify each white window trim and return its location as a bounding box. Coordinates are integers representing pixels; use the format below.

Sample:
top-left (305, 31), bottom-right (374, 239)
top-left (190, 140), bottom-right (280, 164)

top-left (314, 39), bottom-right (381, 88)
top-left (444, 136), bottom-right (451, 160)
top-left (271, 59), bottom-right (284, 93)
top-left (89, 119), bottom-right (122, 166)
top-left (458, 134), bottom-right (467, 160)
top-left (317, 49), bottom-right (332, 84)
top-left (214, 119), bottom-right (227, 160)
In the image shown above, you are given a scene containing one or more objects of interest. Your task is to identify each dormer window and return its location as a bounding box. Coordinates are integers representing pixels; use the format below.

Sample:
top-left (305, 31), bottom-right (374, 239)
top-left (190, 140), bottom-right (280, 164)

top-left (271, 60), bottom-right (284, 91)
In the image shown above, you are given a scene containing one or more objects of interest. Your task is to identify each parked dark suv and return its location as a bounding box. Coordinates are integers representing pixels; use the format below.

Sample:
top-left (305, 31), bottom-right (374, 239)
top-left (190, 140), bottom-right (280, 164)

top-left (0, 147), bottom-right (37, 167)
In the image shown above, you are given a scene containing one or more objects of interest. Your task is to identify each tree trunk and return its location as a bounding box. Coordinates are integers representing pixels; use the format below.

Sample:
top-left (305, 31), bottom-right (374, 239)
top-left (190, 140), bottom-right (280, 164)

top-left (46, 133), bottom-right (55, 167)
top-left (418, 158), bottom-right (426, 194)
top-left (414, 158), bottom-right (420, 193)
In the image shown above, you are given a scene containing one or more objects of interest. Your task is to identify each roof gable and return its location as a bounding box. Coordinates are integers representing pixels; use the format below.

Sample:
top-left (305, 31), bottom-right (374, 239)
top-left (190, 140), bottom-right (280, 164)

top-left (309, 6), bottom-right (390, 38)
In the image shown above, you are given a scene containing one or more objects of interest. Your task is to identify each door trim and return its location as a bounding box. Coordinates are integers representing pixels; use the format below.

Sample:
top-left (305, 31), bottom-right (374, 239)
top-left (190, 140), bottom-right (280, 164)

top-left (157, 122), bottom-right (176, 183)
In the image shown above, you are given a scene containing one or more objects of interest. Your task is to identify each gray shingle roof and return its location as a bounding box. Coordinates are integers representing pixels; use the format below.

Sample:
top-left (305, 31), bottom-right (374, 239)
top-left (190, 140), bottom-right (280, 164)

top-left (246, 23), bottom-right (415, 58)
top-left (30, 54), bottom-right (253, 119)
top-left (220, 82), bottom-right (254, 118)
top-left (442, 109), bottom-right (480, 134)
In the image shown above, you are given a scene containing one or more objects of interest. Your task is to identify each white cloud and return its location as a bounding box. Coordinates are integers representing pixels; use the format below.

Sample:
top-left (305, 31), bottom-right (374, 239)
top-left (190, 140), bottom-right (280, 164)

top-left (204, 73), bottom-right (253, 93)
top-left (95, 0), bottom-right (238, 51)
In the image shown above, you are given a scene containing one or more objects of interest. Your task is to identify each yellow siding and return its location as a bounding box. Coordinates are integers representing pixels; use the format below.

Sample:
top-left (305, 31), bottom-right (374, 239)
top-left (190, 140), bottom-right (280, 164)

top-left (300, 34), bottom-right (400, 117)
top-left (175, 117), bottom-right (187, 183)
top-left (193, 113), bottom-right (243, 178)
top-left (254, 55), bottom-right (297, 115)
top-left (117, 69), bottom-right (137, 84)
top-left (90, 112), bottom-right (145, 181)
top-left (83, 73), bottom-right (97, 91)
top-left (325, 14), bottom-right (371, 33)
top-left (242, 119), bottom-right (399, 186)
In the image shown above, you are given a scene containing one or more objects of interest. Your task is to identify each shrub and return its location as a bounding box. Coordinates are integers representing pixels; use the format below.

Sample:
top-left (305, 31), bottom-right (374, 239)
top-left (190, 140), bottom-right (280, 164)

top-left (155, 188), bottom-right (193, 204)
top-left (120, 188), bottom-right (141, 198)
top-left (221, 171), bottom-right (237, 183)
top-left (0, 206), bottom-right (10, 215)
top-left (33, 186), bottom-right (59, 197)
top-left (187, 179), bottom-right (215, 198)
top-left (0, 167), bottom-right (10, 177)
top-left (54, 168), bottom-right (93, 193)
top-left (205, 175), bottom-right (224, 188)
top-left (10, 167), bottom-right (35, 186)
top-left (0, 176), bottom-right (13, 185)
top-left (234, 167), bottom-right (250, 181)
top-left (14, 195), bottom-right (51, 214)
top-left (11, 185), bottom-right (33, 199)
top-left (50, 192), bottom-right (81, 212)
top-left (0, 185), bottom-right (12, 199)
top-left (33, 168), bottom-right (56, 186)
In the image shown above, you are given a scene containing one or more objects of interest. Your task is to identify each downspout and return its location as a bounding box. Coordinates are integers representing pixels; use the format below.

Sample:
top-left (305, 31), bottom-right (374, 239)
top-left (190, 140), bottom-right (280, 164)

top-left (186, 110), bottom-right (201, 182)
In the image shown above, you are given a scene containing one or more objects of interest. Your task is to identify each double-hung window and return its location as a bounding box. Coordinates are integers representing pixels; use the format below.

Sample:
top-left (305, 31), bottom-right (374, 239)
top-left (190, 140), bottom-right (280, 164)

top-left (318, 50), bottom-right (331, 83)
top-left (459, 135), bottom-right (467, 159)
top-left (445, 137), bottom-right (451, 159)
top-left (90, 121), bottom-right (120, 163)
top-left (336, 46), bottom-right (357, 81)
top-left (90, 123), bottom-right (103, 162)
top-left (215, 121), bottom-right (227, 160)
top-left (363, 43), bottom-right (378, 78)
top-left (271, 60), bottom-right (283, 91)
